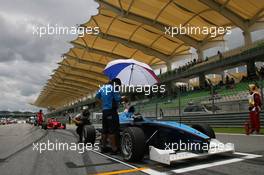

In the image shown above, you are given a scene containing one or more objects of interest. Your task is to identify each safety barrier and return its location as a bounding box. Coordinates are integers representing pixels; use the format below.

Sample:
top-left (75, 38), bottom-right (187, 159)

top-left (160, 112), bottom-right (264, 128)
top-left (49, 112), bottom-right (264, 128)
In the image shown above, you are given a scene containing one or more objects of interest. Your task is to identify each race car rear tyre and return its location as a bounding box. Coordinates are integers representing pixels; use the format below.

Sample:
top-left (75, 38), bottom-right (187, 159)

top-left (83, 125), bottom-right (96, 145)
top-left (63, 123), bottom-right (66, 129)
top-left (42, 123), bottom-right (47, 130)
top-left (192, 124), bottom-right (215, 138)
top-left (121, 127), bottom-right (145, 162)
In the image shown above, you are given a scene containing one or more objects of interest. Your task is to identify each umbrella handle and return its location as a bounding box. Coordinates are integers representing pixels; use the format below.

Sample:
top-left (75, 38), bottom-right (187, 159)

top-left (128, 63), bottom-right (134, 86)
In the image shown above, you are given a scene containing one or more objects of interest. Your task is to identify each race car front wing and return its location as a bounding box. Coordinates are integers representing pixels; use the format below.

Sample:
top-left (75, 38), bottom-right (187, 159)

top-left (149, 139), bottom-right (235, 165)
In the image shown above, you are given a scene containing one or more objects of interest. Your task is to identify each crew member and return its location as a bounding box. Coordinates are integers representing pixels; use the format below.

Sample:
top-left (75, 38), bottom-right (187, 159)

top-left (37, 110), bottom-right (44, 126)
top-left (96, 78), bottom-right (121, 154)
top-left (248, 84), bottom-right (262, 134)
top-left (72, 108), bottom-right (91, 143)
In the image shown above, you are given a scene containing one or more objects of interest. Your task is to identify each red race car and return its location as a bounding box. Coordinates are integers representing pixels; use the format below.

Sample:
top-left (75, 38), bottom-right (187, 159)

top-left (42, 118), bottom-right (66, 130)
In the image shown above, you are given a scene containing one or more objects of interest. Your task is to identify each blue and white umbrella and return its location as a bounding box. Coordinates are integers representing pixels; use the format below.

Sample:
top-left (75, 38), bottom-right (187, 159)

top-left (103, 59), bottom-right (159, 86)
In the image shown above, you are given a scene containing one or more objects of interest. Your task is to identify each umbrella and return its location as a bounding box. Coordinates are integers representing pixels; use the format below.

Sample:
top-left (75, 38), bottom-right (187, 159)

top-left (103, 59), bottom-right (159, 86)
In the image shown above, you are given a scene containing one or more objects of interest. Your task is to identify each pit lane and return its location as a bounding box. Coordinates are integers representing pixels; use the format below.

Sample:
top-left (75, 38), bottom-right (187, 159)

top-left (0, 124), bottom-right (263, 175)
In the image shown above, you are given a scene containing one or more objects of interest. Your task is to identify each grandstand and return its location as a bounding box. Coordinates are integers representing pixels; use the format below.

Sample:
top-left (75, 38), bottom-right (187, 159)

top-left (45, 37), bottom-right (264, 117)
top-left (131, 79), bottom-right (264, 117)
top-left (159, 39), bottom-right (264, 85)
top-left (47, 77), bottom-right (263, 118)
top-left (33, 0), bottom-right (264, 118)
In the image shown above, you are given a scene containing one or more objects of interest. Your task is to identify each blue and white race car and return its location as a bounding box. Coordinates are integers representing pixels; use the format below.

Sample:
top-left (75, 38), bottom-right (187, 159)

top-left (85, 109), bottom-right (234, 165)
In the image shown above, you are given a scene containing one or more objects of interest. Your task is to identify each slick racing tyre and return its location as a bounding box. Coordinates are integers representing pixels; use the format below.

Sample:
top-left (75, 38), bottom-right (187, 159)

top-left (83, 125), bottom-right (96, 145)
top-left (63, 123), bottom-right (66, 129)
top-left (121, 127), bottom-right (145, 162)
top-left (192, 123), bottom-right (216, 138)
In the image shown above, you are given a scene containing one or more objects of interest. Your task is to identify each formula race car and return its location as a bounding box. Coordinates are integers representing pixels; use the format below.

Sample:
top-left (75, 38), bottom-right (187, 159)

top-left (84, 110), bottom-right (234, 165)
top-left (42, 118), bottom-right (66, 130)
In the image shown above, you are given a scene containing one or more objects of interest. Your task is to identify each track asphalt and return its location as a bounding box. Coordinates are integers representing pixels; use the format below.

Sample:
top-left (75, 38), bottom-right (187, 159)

top-left (0, 124), bottom-right (263, 175)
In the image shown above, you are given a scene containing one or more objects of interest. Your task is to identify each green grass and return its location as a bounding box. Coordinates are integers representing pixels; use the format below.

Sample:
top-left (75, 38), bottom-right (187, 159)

top-left (214, 127), bottom-right (264, 134)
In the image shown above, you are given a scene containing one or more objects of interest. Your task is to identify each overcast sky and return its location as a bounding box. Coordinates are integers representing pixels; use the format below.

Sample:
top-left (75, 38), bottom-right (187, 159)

top-left (0, 1), bottom-right (263, 112)
top-left (0, 0), bottom-right (98, 111)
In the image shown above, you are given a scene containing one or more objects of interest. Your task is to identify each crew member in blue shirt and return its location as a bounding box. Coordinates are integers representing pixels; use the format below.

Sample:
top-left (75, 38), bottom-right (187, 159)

top-left (96, 78), bottom-right (121, 154)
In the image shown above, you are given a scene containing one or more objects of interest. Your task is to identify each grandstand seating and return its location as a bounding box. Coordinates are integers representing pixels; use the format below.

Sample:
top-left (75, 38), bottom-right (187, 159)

top-left (134, 80), bottom-right (264, 113)
top-left (47, 39), bottom-right (264, 116)
top-left (158, 39), bottom-right (264, 82)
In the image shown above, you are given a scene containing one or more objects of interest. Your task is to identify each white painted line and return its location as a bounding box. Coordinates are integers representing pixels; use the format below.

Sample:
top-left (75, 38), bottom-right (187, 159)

top-left (90, 149), bottom-right (262, 175)
top-left (141, 169), bottom-right (167, 175)
top-left (171, 152), bottom-right (262, 174)
top-left (90, 150), bottom-right (137, 169)
top-left (90, 150), bottom-right (164, 175)
top-left (216, 133), bottom-right (264, 136)
top-left (234, 152), bottom-right (263, 159)
top-left (172, 158), bottom-right (243, 173)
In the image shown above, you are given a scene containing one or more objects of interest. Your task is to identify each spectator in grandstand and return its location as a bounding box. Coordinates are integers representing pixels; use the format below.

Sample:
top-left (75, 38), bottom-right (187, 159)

top-left (225, 75), bottom-right (230, 85)
top-left (179, 85), bottom-right (187, 92)
top-left (248, 84), bottom-right (262, 134)
top-left (160, 108), bottom-right (164, 118)
top-left (229, 78), bottom-right (235, 89)
top-left (172, 59), bottom-right (200, 74)
top-left (96, 78), bottom-right (121, 154)
top-left (258, 66), bottom-right (264, 78)
top-left (241, 75), bottom-right (248, 82)
top-left (219, 80), bottom-right (224, 87)
top-left (217, 50), bottom-right (223, 59)
top-left (67, 113), bottom-right (71, 124)
top-left (230, 78), bottom-right (235, 84)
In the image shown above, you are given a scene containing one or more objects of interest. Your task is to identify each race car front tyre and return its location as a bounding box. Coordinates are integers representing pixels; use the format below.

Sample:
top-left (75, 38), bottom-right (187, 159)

top-left (192, 124), bottom-right (216, 138)
top-left (83, 125), bottom-right (96, 145)
top-left (63, 123), bottom-right (66, 129)
top-left (42, 123), bottom-right (47, 130)
top-left (121, 127), bottom-right (145, 162)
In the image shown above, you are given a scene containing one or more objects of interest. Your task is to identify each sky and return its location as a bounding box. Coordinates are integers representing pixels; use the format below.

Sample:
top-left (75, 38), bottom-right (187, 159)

top-left (0, 0), bottom-right (98, 111)
top-left (0, 1), bottom-right (263, 112)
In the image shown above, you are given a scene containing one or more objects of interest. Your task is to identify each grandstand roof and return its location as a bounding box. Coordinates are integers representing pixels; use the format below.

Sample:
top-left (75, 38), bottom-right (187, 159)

top-left (34, 0), bottom-right (264, 108)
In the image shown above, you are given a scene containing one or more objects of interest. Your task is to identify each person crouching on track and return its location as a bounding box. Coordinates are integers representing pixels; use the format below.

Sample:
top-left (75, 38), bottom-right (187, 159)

top-left (96, 78), bottom-right (121, 154)
top-left (248, 84), bottom-right (262, 134)
top-left (72, 108), bottom-right (91, 143)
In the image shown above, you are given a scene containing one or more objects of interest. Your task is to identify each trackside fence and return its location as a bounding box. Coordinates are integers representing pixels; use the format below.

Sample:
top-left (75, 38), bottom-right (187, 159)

top-left (160, 112), bottom-right (264, 128)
